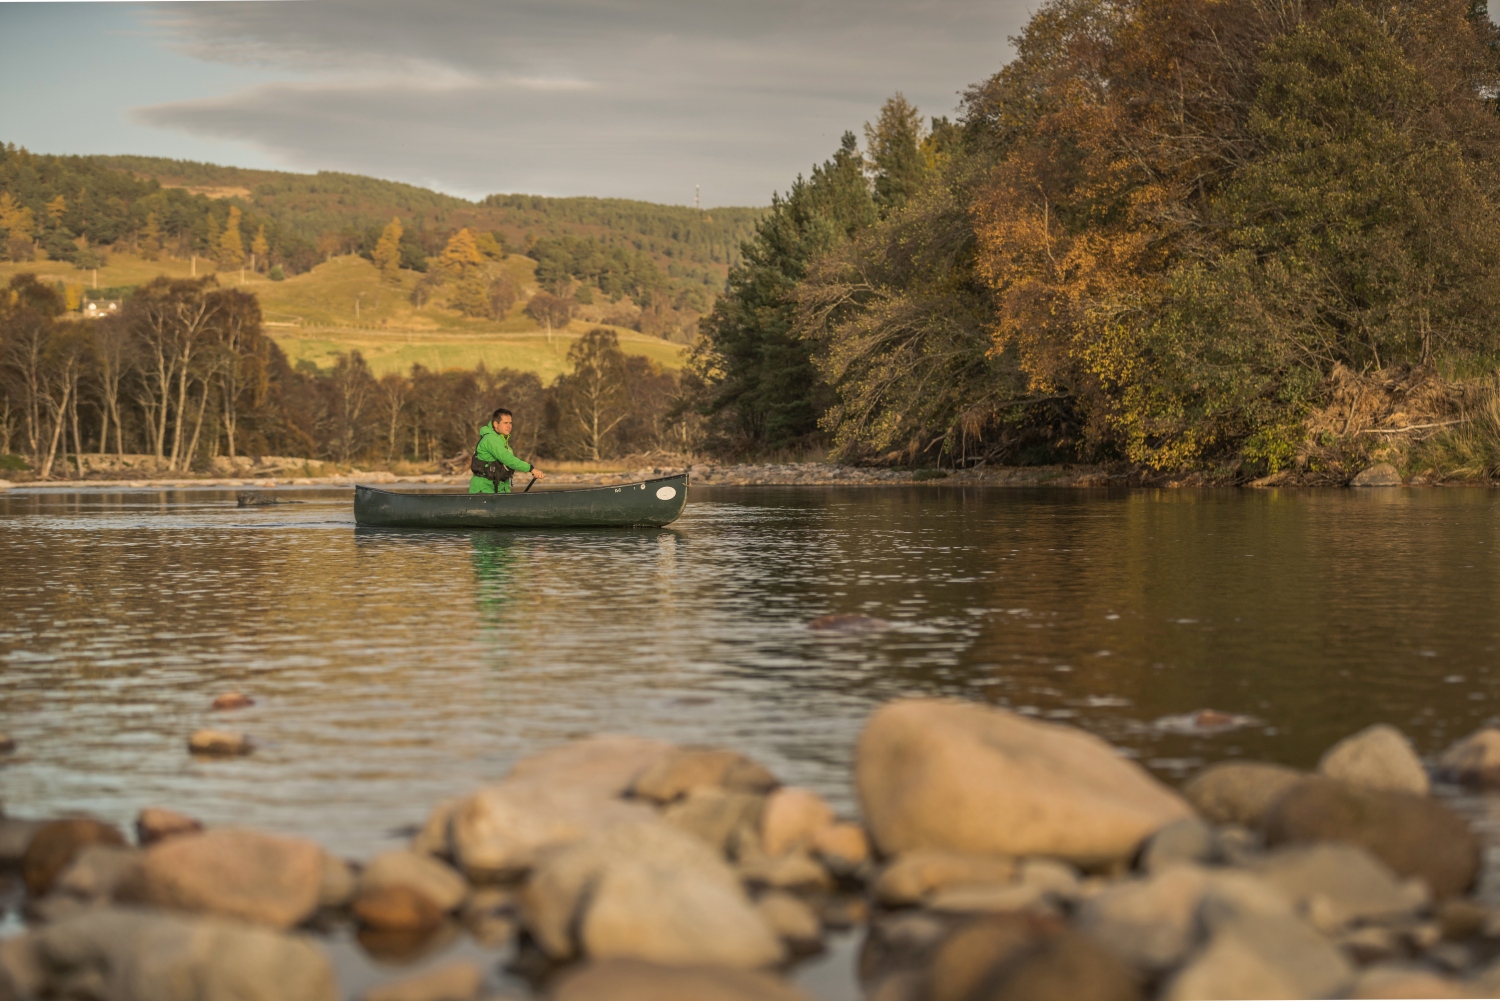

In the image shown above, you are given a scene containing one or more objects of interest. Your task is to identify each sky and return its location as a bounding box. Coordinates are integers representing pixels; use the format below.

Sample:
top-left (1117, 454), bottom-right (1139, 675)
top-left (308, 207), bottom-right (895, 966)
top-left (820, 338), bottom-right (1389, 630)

top-left (0, 0), bottom-right (1042, 207)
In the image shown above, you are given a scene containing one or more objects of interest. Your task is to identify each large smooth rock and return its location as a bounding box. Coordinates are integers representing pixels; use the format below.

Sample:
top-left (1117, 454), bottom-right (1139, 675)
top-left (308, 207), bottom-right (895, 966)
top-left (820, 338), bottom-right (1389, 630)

top-left (19, 906), bottom-right (336, 1001)
top-left (631, 747), bottom-right (779, 803)
top-left (1437, 728), bottom-right (1500, 788)
top-left (1162, 914), bottom-right (1353, 1001)
top-left (521, 818), bottom-right (783, 969)
top-left (760, 788), bottom-right (835, 856)
top-left (20, 819), bottom-right (126, 896)
top-left (662, 788), bottom-right (765, 854)
top-left (1263, 777), bottom-right (1479, 898)
top-left (874, 850), bottom-right (1017, 906)
top-left (450, 782), bottom-right (654, 880)
top-left (358, 850), bottom-right (467, 913)
top-left (857, 699), bottom-right (1193, 866)
top-left (352, 885), bottom-right (445, 932)
top-left (115, 828), bottom-right (325, 928)
top-left (1318, 724), bottom-right (1430, 795)
top-left (1351, 463), bottom-right (1402, 487)
top-left (552, 960), bottom-right (815, 1001)
top-left (1248, 843), bottom-right (1423, 931)
top-left (440, 734), bottom-right (671, 878)
top-left (53, 845), bottom-right (141, 903)
top-left (1076, 865), bottom-right (1208, 971)
top-left (1182, 762), bottom-right (1303, 827)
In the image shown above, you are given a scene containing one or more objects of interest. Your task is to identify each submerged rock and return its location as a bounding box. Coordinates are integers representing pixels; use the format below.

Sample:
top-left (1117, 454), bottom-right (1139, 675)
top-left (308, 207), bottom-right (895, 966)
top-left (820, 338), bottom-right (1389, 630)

top-left (188, 729), bottom-right (253, 756)
top-left (0, 734), bottom-right (14, 753)
top-left (360, 961), bottom-right (483, 1001)
top-left (21, 818), bottom-right (126, 896)
top-left (1263, 777), bottom-right (1479, 898)
top-left (10, 906), bottom-right (336, 1001)
top-left (923, 916), bottom-right (1139, 1001)
top-left (1318, 723), bottom-right (1430, 795)
top-left (211, 692), bottom-right (255, 711)
top-left (115, 828), bottom-right (325, 928)
top-left (552, 960), bottom-right (815, 1001)
top-left (1437, 728), bottom-right (1500, 788)
top-left (1181, 762), bottom-right (1303, 827)
top-left (857, 699), bottom-right (1192, 866)
top-left (352, 885), bottom-right (445, 933)
top-left (807, 613), bottom-right (891, 632)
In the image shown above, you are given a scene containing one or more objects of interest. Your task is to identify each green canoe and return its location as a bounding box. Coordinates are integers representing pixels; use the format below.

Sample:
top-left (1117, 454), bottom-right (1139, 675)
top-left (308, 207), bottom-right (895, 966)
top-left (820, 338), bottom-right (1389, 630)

top-left (353, 473), bottom-right (689, 529)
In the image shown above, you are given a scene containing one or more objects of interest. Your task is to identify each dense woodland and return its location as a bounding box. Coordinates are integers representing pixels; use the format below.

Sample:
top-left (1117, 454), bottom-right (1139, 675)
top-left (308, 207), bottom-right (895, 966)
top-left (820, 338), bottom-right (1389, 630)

top-left (692, 0), bottom-right (1500, 481)
top-left (4, 0), bottom-right (1500, 479)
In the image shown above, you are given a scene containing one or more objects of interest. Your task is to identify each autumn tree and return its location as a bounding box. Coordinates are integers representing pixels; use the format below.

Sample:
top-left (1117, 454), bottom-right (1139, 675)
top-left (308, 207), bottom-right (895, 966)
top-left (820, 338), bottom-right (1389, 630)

top-left (373, 217), bottom-right (403, 282)
top-left (488, 273), bottom-right (519, 319)
top-left (438, 228), bottom-right (484, 277)
top-left (0, 193), bottom-right (36, 262)
top-left (218, 207), bottom-right (244, 270)
top-left (250, 225), bottom-right (270, 272)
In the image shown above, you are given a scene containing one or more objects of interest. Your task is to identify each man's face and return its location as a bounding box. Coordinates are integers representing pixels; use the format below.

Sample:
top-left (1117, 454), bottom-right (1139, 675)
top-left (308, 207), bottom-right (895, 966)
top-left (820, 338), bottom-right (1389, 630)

top-left (495, 414), bottom-right (513, 436)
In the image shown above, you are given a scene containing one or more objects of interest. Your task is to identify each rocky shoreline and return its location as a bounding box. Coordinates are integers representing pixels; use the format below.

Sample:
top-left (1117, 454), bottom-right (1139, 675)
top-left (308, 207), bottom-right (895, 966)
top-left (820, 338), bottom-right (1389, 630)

top-left (3, 698), bottom-right (1500, 1000)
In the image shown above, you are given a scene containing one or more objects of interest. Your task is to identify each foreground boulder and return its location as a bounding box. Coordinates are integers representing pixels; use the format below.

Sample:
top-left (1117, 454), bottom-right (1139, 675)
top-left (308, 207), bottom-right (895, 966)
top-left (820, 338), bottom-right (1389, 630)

top-left (1317, 724), bottom-right (1429, 795)
top-left (20, 819), bottom-right (126, 896)
top-left (922, 915), bottom-right (1140, 1001)
top-left (1263, 777), bottom-right (1479, 898)
top-left (857, 699), bottom-right (1193, 866)
top-left (521, 819), bottom-right (783, 968)
top-left (1248, 843), bottom-right (1423, 931)
top-left (552, 960), bottom-right (814, 1001)
top-left (1181, 762), bottom-right (1303, 827)
top-left (1, 906), bottom-right (336, 1001)
top-left (434, 736), bottom-right (671, 878)
top-left (115, 828), bottom-right (325, 928)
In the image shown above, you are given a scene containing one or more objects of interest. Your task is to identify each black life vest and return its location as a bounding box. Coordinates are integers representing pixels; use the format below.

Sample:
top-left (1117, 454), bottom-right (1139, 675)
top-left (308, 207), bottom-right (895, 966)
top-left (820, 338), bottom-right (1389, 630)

top-left (471, 452), bottom-right (514, 488)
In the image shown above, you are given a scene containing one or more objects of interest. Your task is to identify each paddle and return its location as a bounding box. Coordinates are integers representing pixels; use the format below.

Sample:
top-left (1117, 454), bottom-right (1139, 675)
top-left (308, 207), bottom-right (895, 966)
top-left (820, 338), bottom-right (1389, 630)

top-left (525, 475), bottom-right (538, 492)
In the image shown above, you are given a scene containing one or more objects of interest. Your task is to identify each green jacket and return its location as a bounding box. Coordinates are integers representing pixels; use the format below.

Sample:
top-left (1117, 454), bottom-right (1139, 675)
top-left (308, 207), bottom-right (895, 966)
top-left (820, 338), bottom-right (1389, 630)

top-left (469, 424), bottom-right (533, 494)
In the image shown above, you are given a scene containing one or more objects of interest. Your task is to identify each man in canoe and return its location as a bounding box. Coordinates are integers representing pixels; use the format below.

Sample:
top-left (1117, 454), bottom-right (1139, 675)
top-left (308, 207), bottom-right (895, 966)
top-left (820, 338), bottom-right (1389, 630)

top-left (470, 408), bottom-right (545, 494)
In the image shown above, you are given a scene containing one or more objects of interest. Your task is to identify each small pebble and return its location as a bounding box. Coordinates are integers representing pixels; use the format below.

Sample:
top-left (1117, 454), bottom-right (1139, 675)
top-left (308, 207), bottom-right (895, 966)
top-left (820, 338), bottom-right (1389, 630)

top-left (188, 729), bottom-right (253, 756)
top-left (211, 692), bottom-right (255, 711)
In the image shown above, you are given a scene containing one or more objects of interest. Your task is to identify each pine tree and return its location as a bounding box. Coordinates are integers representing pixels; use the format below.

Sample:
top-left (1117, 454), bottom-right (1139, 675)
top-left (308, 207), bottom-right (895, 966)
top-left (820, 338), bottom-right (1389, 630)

top-left (218, 206), bottom-right (244, 269)
top-left (250, 225), bottom-right (269, 271)
top-left (45, 195), bottom-right (67, 228)
top-left (864, 94), bottom-right (928, 215)
top-left (203, 213), bottom-right (220, 264)
top-left (373, 217), bottom-right (403, 282)
top-left (140, 212), bottom-right (162, 261)
top-left (451, 271), bottom-right (492, 317)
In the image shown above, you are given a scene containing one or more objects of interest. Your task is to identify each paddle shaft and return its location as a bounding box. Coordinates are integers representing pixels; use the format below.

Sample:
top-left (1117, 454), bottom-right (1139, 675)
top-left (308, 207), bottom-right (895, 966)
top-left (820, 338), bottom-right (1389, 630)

top-left (525, 475), bottom-right (537, 492)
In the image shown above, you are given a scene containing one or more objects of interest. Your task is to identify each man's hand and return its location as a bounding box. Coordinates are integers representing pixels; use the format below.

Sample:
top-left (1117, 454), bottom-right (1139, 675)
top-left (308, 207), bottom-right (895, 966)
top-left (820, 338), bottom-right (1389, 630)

top-left (531, 468), bottom-right (546, 480)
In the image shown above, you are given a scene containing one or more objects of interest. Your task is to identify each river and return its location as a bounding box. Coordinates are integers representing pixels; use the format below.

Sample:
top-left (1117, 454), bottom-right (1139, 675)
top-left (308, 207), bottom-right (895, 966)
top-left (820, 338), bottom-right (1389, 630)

top-left (2, 484), bottom-right (1498, 994)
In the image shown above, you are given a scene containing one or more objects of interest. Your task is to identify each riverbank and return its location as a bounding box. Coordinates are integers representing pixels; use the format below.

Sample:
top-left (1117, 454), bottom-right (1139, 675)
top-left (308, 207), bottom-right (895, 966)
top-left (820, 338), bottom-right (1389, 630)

top-left (3, 699), bottom-right (1499, 1000)
top-left (0, 461), bottom-right (1133, 492)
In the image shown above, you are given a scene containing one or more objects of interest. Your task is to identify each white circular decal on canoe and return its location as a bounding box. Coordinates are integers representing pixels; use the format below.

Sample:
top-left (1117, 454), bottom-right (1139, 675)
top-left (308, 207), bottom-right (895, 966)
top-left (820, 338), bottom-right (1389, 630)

top-left (656, 486), bottom-right (677, 501)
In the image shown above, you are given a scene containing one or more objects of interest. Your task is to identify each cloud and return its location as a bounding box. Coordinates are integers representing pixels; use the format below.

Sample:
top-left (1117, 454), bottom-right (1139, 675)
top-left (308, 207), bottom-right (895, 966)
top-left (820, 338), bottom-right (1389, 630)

top-left (135, 0), bottom-right (1035, 204)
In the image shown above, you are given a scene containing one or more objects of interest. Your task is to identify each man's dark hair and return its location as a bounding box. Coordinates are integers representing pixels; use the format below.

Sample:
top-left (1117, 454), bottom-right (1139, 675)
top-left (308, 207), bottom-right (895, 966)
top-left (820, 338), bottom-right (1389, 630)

top-left (490, 407), bottom-right (513, 424)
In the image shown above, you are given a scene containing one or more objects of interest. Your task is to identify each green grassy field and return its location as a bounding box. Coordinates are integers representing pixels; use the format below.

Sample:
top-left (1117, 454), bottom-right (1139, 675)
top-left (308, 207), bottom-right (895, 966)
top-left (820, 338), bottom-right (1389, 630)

top-left (0, 252), bottom-right (685, 379)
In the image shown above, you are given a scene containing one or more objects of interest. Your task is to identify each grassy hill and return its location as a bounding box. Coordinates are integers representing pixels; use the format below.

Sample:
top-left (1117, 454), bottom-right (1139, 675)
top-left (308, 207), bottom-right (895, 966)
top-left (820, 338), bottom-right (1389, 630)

top-left (0, 252), bottom-right (686, 380)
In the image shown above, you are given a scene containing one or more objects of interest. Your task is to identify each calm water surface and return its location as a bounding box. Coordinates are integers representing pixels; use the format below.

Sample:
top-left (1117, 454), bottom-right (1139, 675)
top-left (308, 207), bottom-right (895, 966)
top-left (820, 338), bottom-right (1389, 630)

top-left (2, 484), bottom-right (1499, 993)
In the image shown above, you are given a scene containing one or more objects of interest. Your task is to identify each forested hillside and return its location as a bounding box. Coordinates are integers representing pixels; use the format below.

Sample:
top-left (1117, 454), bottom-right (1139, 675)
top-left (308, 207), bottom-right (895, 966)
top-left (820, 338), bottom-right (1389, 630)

top-left (0, 149), bottom-right (761, 321)
top-left (691, 0), bottom-right (1500, 482)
